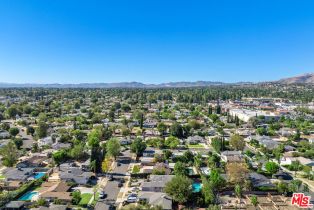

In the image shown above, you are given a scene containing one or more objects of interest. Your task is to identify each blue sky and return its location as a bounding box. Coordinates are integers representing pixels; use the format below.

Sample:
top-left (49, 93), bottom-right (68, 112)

top-left (0, 0), bottom-right (313, 83)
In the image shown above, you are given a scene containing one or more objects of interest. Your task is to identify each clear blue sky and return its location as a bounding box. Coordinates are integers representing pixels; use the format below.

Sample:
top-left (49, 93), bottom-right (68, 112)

top-left (0, 0), bottom-right (313, 83)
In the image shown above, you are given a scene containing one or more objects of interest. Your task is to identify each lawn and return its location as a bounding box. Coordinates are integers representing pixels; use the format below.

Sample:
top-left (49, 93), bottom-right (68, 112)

top-left (0, 174), bottom-right (5, 179)
top-left (187, 144), bottom-right (205, 149)
top-left (132, 165), bottom-right (140, 174)
top-left (79, 193), bottom-right (93, 206)
top-left (91, 192), bottom-right (99, 206)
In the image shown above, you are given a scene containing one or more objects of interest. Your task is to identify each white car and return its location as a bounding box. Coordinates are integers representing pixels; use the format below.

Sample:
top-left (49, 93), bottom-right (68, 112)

top-left (126, 194), bottom-right (138, 203)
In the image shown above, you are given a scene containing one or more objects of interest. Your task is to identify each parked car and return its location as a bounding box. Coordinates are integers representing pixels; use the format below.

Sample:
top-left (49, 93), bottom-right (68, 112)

top-left (99, 191), bottom-right (107, 199)
top-left (126, 194), bottom-right (138, 203)
top-left (107, 175), bottom-right (113, 181)
top-left (118, 180), bottom-right (123, 187)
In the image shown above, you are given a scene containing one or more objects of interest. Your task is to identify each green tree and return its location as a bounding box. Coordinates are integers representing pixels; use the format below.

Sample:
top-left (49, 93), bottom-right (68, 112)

top-left (0, 141), bottom-right (18, 166)
top-left (202, 178), bottom-right (215, 205)
top-left (130, 138), bottom-right (147, 157)
top-left (9, 127), bottom-right (19, 138)
top-left (250, 195), bottom-right (258, 209)
top-left (26, 126), bottom-right (35, 136)
top-left (164, 175), bottom-right (192, 204)
top-left (234, 184), bottom-right (242, 199)
top-left (303, 183), bottom-right (309, 193)
top-left (209, 169), bottom-right (225, 191)
top-left (70, 143), bottom-right (86, 160)
top-left (208, 154), bottom-right (220, 169)
top-left (106, 138), bottom-right (121, 160)
top-left (72, 191), bottom-right (81, 205)
top-left (174, 162), bottom-right (187, 176)
top-left (52, 150), bottom-right (68, 166)
top-left (13, 138), bottom-right (23, 149)
top-left (163, 150), bottom-right (172, 160)
top-left (37, 198), bottom-right (47, 206)
top-left (211, 137), bottom-right (223, 153)
top-left (88, 129), bottom-right (101, 148)
top-left (265, 161), bottom-right (279, 175)
top-left (277, 181), bottom-right (289, 195)
top-left (1, 123), bottom-right (10, 131)
top-left (273, 144), bottom-right (284, 164)
top-left (6, 105), bottom-right (19, 119)
top-left (90, 160), bottom-right (97, 173)
top-left (170, 123), bottom-right (184, 138)
top-left (208, 106), bottom-right (213, 115)
top-left (165, 136), bottom-right (180, 149)
top-left (229, 134), bottom-right (245, 151)
top-left (88, 129), bottom-right (102, 173)
top-left (36, 121), bottom-right (48, 138)
top-left (157, 122), bottom-right (167, 136)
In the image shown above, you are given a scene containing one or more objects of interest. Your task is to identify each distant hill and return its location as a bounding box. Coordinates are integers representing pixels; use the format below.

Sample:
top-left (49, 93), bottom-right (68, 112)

top-left (0, 73), bottom-right (313, 88)
top-left (0, 81), bottom-right (244, 88)
top-left (277, 73), bottom-right (314, 84)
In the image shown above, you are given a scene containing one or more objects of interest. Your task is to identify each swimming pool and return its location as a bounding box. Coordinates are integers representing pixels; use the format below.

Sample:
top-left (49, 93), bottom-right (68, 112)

top-left (18, 191), bottom-right (38, 201)
top-left (33, 172), bottom-right (46, 179)
top-left (192, 182), bottom-right (202, 193)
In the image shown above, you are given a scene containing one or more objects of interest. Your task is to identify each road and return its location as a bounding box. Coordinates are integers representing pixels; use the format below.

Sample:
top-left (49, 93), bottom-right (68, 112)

top-left (95, 149), bottom-right (132, 210)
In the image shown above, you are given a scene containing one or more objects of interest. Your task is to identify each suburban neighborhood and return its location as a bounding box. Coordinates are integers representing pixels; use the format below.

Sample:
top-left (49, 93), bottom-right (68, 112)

top-left (0, 84), bottom-right (313, 210)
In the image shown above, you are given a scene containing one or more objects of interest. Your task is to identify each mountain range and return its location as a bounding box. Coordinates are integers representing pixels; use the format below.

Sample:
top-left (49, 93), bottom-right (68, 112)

top-left (0, 73), bottom-right (313, 88)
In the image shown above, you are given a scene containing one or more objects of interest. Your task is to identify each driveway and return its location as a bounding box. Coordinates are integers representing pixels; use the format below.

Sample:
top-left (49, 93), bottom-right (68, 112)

top-left (72, 186), bottom-right (94, 194)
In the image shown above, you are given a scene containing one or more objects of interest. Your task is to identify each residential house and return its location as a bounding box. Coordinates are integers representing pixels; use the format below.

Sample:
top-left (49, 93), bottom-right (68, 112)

top-left (4, 201), bottom-right (26, 210)
top-left (281, 156), bottom-right (314, 167)
top-left (58, 163), bottom-right (94, 185)
top-left (221, 151), bottom-right (243, 163)
top-left (38, 136), bottom-right (54, 147)
top-left (16, 155), bottom-right (48, 168)
top-left (39, 182), bottom-right (72, 204)
top-left (143, 119), bottom-right (158, 128)
top-left (140, 157), bottom-right (155, 166)
top-left (3, 167), bottom-right (34, 182)
top-left (250, 135), bottom-right (279, 150)
top-left (52, 142), bottom-right (71, 150)
top-left (139, 192), bottom-right (172, 210)
top-left (143, 148), bottom-right (156, 157)
top-left (0, 130), bottom-right (10, 139)
top-left (119, 138), bottom-right (132, 145)
top-left (186, 135), bottom-right (204, 144)
top-left (248, 172), bottom-right (275, 188)
top-left (37, 205), bottom-right (68, 210)
top-left (142, 175), bottom-right (174, 192)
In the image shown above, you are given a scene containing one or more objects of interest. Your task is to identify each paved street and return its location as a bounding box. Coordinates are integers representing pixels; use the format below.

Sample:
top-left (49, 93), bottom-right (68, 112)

top-left (95, 149), bottom-right (132, 210)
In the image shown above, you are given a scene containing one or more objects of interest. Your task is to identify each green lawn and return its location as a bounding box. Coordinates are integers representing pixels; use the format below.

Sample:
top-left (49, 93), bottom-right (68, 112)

top-left (91, 192), bottom-right (99, 206)
top-left (187, 144), bottom-right (204, 148)
top-left (132, 165), bottom-right (140, 173)
top-left (79, 193), bottom-right (93, 206)
top-left (33, 185), bottom-right (42, 191)
top-left (0, 174), bottom-right (5, 179)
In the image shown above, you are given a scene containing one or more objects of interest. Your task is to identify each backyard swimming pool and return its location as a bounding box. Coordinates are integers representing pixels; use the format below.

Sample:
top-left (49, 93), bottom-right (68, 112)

top-left (192, 182), bottom-right (202, 193)
top-left (18, 191), bottom-right (38, 201)
top-left (33, 172), bottom-right (46, 179)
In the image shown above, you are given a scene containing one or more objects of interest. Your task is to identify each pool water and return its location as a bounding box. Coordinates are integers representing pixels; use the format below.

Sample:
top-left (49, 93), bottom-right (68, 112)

top-left (33, 172), bottom-right (46, 179)
top-left (192, 182), bottom-right (202, 193)
top-left (18, 191), bottom-right (38, 201)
